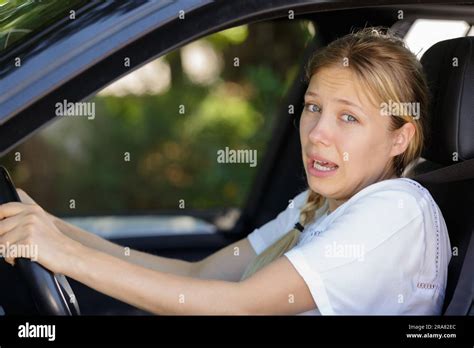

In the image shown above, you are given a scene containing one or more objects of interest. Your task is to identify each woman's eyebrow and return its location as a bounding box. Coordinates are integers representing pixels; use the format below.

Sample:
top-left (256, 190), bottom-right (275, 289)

top-left (335, 98), bottom-right (364, 112)
top-left (304, 91), bottom-right (318, 98)
top-left (304, 91), bottom-right (366, 114)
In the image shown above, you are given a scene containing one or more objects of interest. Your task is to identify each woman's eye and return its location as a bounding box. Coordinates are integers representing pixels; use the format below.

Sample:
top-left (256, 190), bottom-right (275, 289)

top-left (341, 114), bottom-right (358, 123)
top-left (304, 103), bottom-right (321, 113)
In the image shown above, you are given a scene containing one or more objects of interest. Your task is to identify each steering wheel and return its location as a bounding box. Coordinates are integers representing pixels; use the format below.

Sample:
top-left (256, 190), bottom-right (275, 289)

top-left (0, 166), bottom-right (80, 315)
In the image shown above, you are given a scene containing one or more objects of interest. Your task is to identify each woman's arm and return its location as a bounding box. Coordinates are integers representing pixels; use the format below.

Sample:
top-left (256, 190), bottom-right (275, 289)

top-left (61, 241), bottom-right (315, 315)
top-left (18, 189), bottom-right (257, 281)
top-left (192, 238), bottom-right (257, 281)
top-left (17, 189), bottom-right (196, 277)
top-left (49, 214), bottom-right (197, 277)
top-left (0, 200), bottom-right (316, 315)
top-left (51, 215), bottom-right (257, 282)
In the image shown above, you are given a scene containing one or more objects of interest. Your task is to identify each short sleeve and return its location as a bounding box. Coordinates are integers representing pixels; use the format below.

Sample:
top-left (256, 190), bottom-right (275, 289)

top-left (285, 189), bottom-right (436, 315)
top-left (247, 190), bottom-right (309, 255)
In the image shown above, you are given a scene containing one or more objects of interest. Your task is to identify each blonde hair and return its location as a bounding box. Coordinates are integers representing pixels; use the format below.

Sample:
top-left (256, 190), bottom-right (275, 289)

top-left (240, 27), bottom-right (429, 281)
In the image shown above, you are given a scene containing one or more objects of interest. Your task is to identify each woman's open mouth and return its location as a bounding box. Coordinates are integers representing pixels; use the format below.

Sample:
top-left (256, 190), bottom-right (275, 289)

top-left (307, 158), bottom-right (339, 177)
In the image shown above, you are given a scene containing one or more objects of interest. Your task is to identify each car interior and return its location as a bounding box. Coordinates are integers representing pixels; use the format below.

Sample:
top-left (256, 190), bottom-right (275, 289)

top-left (0, 1), bottom-right (472, 316)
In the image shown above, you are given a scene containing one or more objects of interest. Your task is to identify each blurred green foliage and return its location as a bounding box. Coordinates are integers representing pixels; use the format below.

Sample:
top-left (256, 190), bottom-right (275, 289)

top-left (2, 18), bottom-right (314, 216)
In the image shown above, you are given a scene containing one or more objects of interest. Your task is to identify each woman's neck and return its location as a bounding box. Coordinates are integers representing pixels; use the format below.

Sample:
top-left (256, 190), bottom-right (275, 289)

top-left (326, 172), bottom-right (399, 214)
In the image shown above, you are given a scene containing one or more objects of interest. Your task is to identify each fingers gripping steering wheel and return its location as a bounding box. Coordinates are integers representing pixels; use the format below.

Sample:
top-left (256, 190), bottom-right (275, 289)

top-left (0, 166), bottom-right (80, 315)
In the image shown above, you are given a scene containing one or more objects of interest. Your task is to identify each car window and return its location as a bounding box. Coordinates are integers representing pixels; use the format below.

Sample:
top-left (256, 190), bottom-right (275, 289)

top-left (403, 18), bottom-right (471, 57)
top-left (2, 19), bottom-right (315, 234)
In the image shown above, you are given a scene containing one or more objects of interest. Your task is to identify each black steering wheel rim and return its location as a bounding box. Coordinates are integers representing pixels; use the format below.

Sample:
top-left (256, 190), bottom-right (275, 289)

top-left (16, 258), bottom-right (80, 315)
top-left (1, 166), bottom-right (80, 315)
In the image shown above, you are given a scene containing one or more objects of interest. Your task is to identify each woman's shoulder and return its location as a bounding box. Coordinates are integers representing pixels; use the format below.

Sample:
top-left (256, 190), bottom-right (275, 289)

top-left (348, 177), bottom-right (432, 212)
top-left (327, 178), bottom-right (432, 232)
top-left (330, 177), bottom-right (447, 241)
top-left (371, 177), bottom-right (431, 198)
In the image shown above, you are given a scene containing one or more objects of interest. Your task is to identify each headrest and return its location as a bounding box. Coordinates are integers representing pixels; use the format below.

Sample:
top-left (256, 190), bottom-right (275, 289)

top-left (420, 37), bottom-right (474, 165)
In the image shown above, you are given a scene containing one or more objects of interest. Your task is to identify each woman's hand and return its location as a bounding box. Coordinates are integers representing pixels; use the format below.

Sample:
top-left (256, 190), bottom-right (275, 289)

top-left (0, 191), bottom-right (78, 274)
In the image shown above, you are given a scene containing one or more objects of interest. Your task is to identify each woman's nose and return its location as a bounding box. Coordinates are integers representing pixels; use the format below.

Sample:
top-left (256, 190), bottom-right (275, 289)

top-left (308, 113), bottom-right (333, 146)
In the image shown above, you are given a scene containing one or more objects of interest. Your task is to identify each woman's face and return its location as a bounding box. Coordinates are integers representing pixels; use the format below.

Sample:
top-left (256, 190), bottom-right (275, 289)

top-left (300, 66), bottom-right (414, 204)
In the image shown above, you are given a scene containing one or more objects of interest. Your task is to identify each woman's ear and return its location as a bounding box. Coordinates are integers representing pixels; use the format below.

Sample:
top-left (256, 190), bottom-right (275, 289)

top-left (390, 122), bottom-right (416, 157)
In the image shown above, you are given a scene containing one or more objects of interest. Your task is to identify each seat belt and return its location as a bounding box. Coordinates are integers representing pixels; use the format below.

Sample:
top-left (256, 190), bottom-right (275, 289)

top-left (413, 158), bottom-right (474, 184)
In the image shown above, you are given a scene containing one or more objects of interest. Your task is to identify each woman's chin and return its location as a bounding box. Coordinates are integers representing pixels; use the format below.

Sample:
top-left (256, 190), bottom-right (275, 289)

top-left (307, 168), bottom-right (346, 195)
top-left (307, 179), bottom-right (332, 197)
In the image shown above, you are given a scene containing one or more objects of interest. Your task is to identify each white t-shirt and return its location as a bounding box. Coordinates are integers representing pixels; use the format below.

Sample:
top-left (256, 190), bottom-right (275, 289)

top-left (247, 178), bottom-right (451, 315)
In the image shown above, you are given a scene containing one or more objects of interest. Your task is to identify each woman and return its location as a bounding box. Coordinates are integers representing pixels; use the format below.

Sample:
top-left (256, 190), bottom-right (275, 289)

top-left (0, 28), bottom-right (451, 315)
